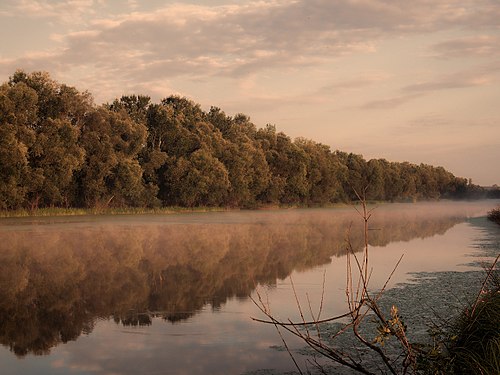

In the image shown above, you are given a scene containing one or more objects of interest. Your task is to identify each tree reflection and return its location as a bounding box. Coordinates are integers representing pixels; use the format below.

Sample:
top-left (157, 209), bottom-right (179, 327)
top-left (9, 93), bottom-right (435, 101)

top-left (0, 207), bottom-right (468, 356)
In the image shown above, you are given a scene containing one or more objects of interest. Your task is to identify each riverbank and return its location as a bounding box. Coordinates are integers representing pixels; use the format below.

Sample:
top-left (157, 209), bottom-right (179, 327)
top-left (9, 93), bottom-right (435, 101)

top-left (0, 202), bottom-right (357, 218)
top-left (2, 199), bottom-right (497, 219)
top-left (0, 206), bottom-right (233, 218)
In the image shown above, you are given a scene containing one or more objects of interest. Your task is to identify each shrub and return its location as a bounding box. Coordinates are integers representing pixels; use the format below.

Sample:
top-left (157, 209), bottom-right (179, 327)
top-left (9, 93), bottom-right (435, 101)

top-left (487, 207), bottom-right (500, 225)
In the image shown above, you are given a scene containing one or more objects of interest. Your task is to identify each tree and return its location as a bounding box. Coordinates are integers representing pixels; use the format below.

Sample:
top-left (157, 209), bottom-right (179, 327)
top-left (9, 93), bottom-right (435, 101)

top-left (0, 82), bottom-right (38, 209)
top-left (0, 124), bottom-right (29, 209)
top-left (295, 138), bottom-right (346, 205)
top-left (344, 152), bottom-right (368, 201)
top-left (1, 71), bottom-right (93, 209)
top-left (162, 149), bottom-right (230, 207)
top-left (206, 106), bottom-right (233, 137)
top-left (255, 125), bottom-right (286, 204)
top-left (255, 130), bottom-right (309, 205)
top-left (78, 108), bottom-right (151, 207)
top-left (9, 70), bottom-right (92, 126)
top-left (221, 141), bottom-right (270, 207)
top-left (28, 118), bottom-right (84, 207)
top-left (108, 95), bottom-right (165, 206)
top-left (418, 164), bottom-right (440, 199)
top-left (365, 159), bottom-right (386, 201)
top-left (108, 95), bottom-right (151, 125)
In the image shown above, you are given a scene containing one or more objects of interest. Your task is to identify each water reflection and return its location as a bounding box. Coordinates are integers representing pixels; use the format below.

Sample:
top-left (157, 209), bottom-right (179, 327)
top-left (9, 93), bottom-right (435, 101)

top-left (0, 202), bottom-right (491, 357)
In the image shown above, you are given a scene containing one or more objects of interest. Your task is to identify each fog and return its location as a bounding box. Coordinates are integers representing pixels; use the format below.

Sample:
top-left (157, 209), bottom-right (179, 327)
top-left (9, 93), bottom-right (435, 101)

top-left (0, 200), bottom-right (497, 374)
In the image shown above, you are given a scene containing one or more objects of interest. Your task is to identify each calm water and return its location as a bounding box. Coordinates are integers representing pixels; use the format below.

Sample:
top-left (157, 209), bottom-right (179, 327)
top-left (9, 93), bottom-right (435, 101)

top-left (0, 201), bottom-right (498, 374)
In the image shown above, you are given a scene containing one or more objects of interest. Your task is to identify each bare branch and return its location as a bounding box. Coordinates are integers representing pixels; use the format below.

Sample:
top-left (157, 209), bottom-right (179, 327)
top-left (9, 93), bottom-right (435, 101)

top-left (251, 308), bottom-right (357, 326)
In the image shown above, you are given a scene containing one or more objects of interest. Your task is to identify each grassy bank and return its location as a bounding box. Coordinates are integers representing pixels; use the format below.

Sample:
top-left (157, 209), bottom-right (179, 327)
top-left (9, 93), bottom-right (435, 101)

top-left (0, 206), bottom-right (232, 218)
top-left (0, 202), bottom-right (360, 218)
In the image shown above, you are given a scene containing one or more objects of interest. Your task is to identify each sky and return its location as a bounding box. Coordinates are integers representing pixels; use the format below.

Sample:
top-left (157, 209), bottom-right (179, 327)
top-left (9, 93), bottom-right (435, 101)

top-left (0, 0), bottom-right (499, 185)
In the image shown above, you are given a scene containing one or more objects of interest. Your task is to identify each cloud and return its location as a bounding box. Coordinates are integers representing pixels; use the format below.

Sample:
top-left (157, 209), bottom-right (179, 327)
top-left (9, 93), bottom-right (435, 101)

top-left (390, 113), bottom-right (460, 136)
top-left (360, 62), bottom-right (500, 110)
top-left (402, 69), bottom-right (495, 93)
top-left (430, 35), bottom-right (500, 59)
top-left (318, 73), bottom-right (389, 94)
top-left (360, 92), bottom-right (424, 110)
top-left (387, 112), bottom-right (500, 146)
top-left (407, 113), bottom-right (452, 130)
top-left (4, 0), bottom-right (97, 24)
top-left (1, 0), bottom-right (499, 103)
top-left (219, 73), bottom-right (389, 115)
top-left (0, 1), bottom-right (380, 100)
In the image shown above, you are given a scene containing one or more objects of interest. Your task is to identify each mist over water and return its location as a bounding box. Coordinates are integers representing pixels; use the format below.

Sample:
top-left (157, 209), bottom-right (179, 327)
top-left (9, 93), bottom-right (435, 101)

top-left (0, 200), bottom-right (497, 374)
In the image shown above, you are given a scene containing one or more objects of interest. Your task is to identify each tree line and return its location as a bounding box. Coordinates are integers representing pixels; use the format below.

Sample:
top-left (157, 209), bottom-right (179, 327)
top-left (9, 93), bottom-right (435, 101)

top-left (0, 70), bottom-right (494, 210)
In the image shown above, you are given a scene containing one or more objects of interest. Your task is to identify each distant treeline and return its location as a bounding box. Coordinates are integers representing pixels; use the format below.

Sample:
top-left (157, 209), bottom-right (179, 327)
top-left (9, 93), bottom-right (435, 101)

top-left (0, 71), bottom-right (498, 210)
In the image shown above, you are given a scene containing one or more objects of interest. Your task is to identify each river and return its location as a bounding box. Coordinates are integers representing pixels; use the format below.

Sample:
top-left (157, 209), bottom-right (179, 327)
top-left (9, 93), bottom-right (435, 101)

top-left (0, 201), bottom-right (498, 374)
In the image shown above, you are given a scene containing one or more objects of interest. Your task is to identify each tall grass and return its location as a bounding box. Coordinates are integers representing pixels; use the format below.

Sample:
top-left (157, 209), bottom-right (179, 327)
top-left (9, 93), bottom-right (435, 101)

top-left (420, 256), bottom-right (500, 375)
top-left (450, 291), bottom-right (500, 374)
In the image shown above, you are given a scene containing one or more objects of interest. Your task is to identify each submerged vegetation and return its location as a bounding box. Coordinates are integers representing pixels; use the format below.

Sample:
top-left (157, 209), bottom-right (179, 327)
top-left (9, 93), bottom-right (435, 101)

top-left (1, 70), bottom-right (496, 212)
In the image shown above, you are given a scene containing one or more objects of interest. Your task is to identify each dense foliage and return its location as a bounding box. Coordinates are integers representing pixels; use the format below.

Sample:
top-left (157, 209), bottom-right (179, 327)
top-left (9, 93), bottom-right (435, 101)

top-left (0, 71), bottom-right (492, 210)
top-left (488, 208), bottom-right (500, 225)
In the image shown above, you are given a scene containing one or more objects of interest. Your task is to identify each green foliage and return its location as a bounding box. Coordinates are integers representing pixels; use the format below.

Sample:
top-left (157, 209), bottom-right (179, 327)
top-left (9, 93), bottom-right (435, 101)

top-left (0, 70), bottom-right (489, 211)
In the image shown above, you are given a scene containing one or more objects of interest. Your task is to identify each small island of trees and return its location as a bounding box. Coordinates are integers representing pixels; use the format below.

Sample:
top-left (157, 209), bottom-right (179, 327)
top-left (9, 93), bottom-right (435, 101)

top-left (0, 70), bottom-right (495, 211)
